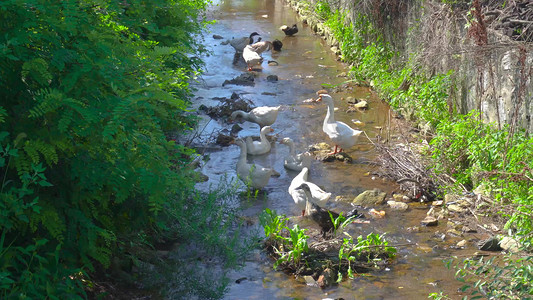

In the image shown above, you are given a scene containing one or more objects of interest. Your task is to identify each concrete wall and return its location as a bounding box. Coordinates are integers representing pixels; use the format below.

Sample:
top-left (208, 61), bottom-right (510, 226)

top-left (286, 0), bottom-right (533, 133)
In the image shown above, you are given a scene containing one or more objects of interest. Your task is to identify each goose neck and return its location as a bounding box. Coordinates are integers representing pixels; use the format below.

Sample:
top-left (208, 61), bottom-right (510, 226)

top-left (324, 101), bottom-right (336, 124)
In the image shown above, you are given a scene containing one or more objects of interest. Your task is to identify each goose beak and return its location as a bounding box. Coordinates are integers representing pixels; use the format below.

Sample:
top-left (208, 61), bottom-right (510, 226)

top-left (317, 95), bottom-right (323, 102)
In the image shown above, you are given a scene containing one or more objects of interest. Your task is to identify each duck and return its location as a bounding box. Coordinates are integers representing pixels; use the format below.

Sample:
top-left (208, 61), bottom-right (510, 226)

top-left (280, 24), bottom-right (298, 36)
top-left (296, 183), bottom-right (364, 236)
top-left (230, 105), bottom-right (280, 128)
top-left (245, 126), bottom-right (273, 155)
top-left (243, 44), bottom-right (264, 71)
top-left (248, 40), bottom-right (272, 55)
top-left (234, 139), bottom-right (278, 190)
top-left (229, 32), bottom-right (260, 52)
top-left (272, 39), bottom-right (283, 51)
top-left (279, 137), bottom-right (312, 171)
top-left (288, 167), bottom-right (331, 216)
top-left (318, 93), bottom-right (363, 155)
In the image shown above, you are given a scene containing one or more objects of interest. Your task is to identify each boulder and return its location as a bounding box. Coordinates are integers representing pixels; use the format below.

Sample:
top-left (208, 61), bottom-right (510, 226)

top-left (478, 237), bottom-right (502, 251)
top-left (353, 189), bottom-right (387, 206)
top-left (499, 236), bottom-right (520, 253)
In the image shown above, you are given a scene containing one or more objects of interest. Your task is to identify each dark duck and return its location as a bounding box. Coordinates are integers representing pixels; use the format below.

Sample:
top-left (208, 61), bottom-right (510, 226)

top-left (280, 24), bottom-right (298, 36)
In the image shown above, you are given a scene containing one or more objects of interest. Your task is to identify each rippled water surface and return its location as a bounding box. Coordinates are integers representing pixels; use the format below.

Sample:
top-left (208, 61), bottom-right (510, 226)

top-left (187, 0), bottom-right (470, 299)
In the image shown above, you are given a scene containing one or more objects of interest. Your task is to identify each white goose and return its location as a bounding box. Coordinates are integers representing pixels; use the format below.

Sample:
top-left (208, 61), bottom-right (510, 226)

top-left (229, 32), bottom-right (260, 52)
top-left (279, 137), bottom-right (312, 171)
top-left (245, 126), bottom-right (273, 155)
top-left (319, 93), bottom-right (363, 155)
top-left (230, 106), bottom-right (280, 128)
top-left (243, 44), bottom-right (263, 71)
top-left (234, 139), bottom-right (278, 190)
top-left (288, 167), bottom-right (331, 216)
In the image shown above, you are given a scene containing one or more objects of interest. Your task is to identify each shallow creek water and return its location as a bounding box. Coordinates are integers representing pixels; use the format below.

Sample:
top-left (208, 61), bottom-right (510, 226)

top-left (187, 0), bottom-right (471, 299)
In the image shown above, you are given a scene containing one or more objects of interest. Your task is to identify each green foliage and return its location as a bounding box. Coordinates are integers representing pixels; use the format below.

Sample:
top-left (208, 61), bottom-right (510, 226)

top-left (446, 253), bottom-right (533, 299)
top-left (337, 232), bottom-right (396, 282)
top-left (308, 0), bottom-right (532, 297)
top-left (259, 209), bottom-right (309, 270)
top-left (277, 225), bottom-right (309, 269)
top-left (314, 1), bottom-right (331, 21)
top-left (259, 208), bottom-right (288, 239)
top-left (0, 0), bottom-right (219, 297)
top-left (430, 111), bottom-right (533, 238)
top-left (428, 291), bottom-right (452, 300)
top-left (328, 211), bottom-right (355, 237)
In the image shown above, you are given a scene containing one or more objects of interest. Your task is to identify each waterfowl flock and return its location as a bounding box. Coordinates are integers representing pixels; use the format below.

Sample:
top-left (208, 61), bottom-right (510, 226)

top-left (228, 92), bottom-right (364, 217)
top-left (220, 25), bottom-right (365, 219)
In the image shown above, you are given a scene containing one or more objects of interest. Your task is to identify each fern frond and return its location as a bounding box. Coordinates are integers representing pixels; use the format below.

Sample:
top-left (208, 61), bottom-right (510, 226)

top-left (0, 106), bottom-right (6, 123)
top-left (21, 58), bottom-right (52, 86)
top-left (29, 88), bottom-right (63, 118)
top-left (23, 139), bottom-right (58, 165)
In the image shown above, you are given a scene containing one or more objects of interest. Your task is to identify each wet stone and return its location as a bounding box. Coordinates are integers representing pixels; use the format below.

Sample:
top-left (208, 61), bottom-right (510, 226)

top-left (212, 34), bottom-right (224, 39)
top-left (499, 236), bottom-right (520, 253)
top-left (266, 75), bottom-right (279, 82)
top-left (353, 189), bottom-right (387, 207)
top-left (478, 237), bottom-right (502, 251)
top-left (222, 73), bottom-right (255, 86)
top-left (421, 216), bottom-right (438, 226)
top-left (317, 268), bottom-right (335, 289)
top-left (387, 200), bottom-right (409, 211)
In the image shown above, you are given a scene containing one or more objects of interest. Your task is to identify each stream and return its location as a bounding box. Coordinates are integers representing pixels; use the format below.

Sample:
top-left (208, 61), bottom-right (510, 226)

top-left (188, 0), bottom-right (469, 298)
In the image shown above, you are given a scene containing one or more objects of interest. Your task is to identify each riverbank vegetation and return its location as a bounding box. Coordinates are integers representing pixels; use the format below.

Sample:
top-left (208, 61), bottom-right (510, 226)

top-left (259, 208), bottom-right (396, 285)
top-left (0, 1), bottom-right (252, 298)
top-left (288, 0), bottom-right (532, 298)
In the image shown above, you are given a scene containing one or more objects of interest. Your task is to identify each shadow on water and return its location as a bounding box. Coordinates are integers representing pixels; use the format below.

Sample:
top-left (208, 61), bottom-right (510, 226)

top-left (185, 0), bottom-right (469, 299)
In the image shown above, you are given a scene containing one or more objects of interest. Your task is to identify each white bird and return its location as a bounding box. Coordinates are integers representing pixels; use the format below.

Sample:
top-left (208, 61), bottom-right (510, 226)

top-left (234, 139), bottom-right (278, 190)
top-left (288, 167), bottom-right (331, 216)
top-left (245, 126), bottom-right (273, 155)
top-left (229, 32), bottom-right (260, 52)
top-left (279, 137), bottom-right (312, 171)
top-left (243, 44), bottom-right (263, 71)
top-left (230, 106), bottom-right (280, 128)
top-left (319, 93), bottom-right (363, 155)
top-left (248, 40), bottom-right (272, 55)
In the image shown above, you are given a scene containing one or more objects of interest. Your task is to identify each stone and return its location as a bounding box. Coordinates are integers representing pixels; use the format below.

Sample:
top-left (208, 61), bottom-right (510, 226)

top-left (478, 237), bottom-right (502, 251)
top-left (212, 34), bottom-right (224, 39)
top-left (433, 200), bottom-right (444, 206)
top-left (456, 240), bottom-right (467, 248)
top-left (353, 189), bottom-right (387, 206)
top-left (303, 275), bottom-right (318, 287)
top-left (330, 46), bottom-right (340, 55)
top-left (316, 268), bottom-right (335, 288)
top-left (462, 226), bottom-right (477, 233)
top-left (421, 216), bottom-right (438, 226)
top-left (447, 204), bottom-right (466, 213)
top-left (222, 73), bottom-right (255, 86)
top-left (387, 200), bottom-right (409, 211)
top-left (444, 193), bottom-right (460, 204)
top-left (499, 236), bottom-right (520, 253)
top-left (266, 75), bottom-right (279, 82)
top-left (352, 100), bottom-right (368, 109)
top-left (393, 193), bottom-right (410, 203)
